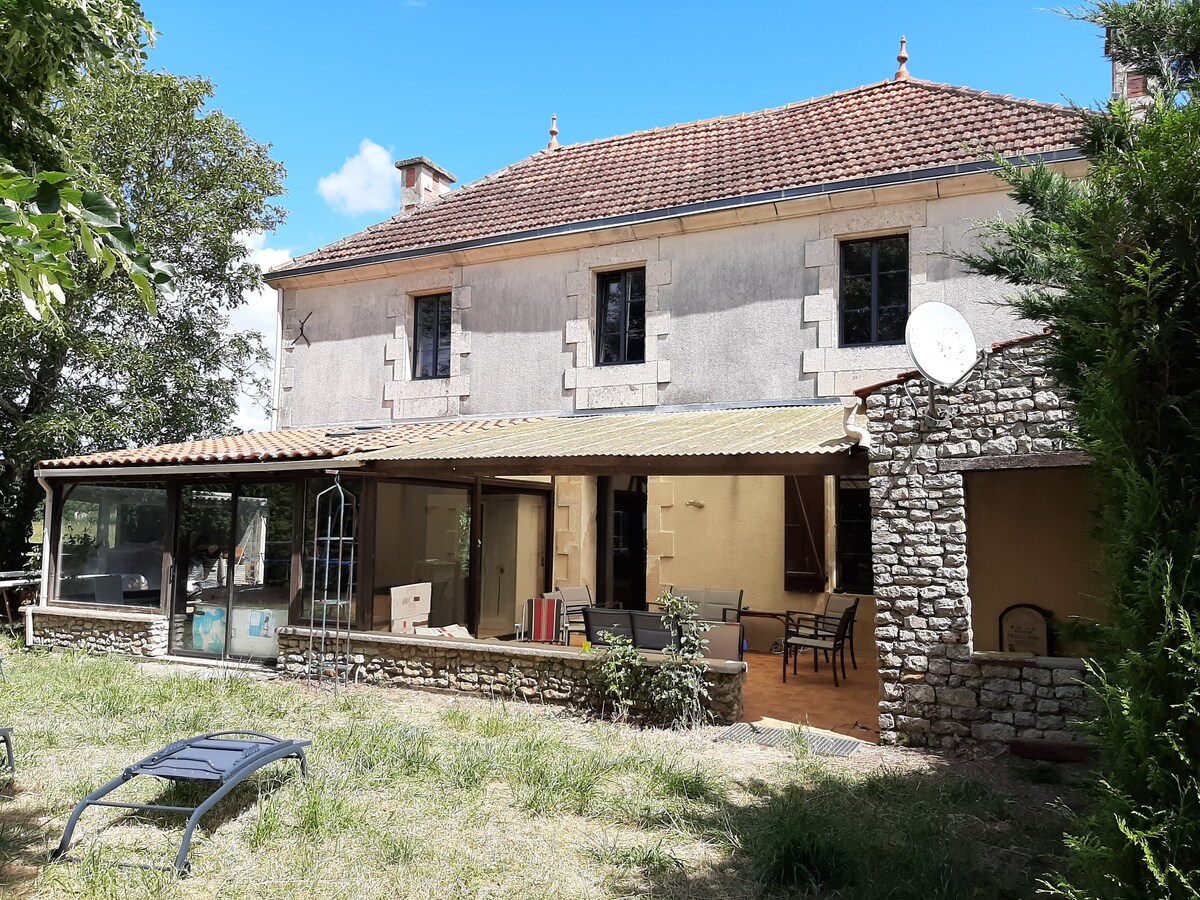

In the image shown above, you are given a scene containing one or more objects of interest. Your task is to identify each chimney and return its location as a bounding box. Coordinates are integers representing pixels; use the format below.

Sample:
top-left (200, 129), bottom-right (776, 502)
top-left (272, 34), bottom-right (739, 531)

top-left (394, 157), bottom-right (456, 211)
top-left (1105, 26), bottom-right (1152, 106)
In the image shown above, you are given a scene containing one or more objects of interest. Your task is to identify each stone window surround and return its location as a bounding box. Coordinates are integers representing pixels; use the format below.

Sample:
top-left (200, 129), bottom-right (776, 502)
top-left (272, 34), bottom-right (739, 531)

top-left (563, 239), bottom-right (672, 411)
top-left (800, 202), bottom-right (945, 398)
top-left (384, 267), bottom-right (472, 420)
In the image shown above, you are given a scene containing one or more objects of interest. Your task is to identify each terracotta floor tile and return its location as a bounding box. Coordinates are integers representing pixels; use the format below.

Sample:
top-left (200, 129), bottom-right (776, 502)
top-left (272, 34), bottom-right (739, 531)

top-left (740, 650), bottom-right (881, 744)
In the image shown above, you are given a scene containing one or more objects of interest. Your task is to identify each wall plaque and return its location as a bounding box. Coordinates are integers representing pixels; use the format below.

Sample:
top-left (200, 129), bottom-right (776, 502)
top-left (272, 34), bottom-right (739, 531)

top-left (999, 604), bottom-right (1050, 656)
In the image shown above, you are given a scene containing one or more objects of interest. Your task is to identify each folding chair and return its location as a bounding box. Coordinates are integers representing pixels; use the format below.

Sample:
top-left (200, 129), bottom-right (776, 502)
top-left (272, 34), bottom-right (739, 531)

top-left (515, 596), bottom-right (566, 644)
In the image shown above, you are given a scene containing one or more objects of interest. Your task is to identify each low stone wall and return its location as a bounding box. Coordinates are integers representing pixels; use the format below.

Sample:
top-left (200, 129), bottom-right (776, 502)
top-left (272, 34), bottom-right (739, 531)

top-left (25, 605), bottom-right (168, 657)
top-left (277, 626), bottom-right (747, 724)
top-left (887, 652), bottom-right (1095, 749)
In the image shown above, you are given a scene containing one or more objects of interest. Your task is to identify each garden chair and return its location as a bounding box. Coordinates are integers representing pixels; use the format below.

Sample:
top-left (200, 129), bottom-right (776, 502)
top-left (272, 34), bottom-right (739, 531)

top-left (815, 594), bottom-right (861, 670)
top-left (555, 586), bottom-right (593, 645)
top-left (1, 727), bottom-right (13, 776)
top-left (52, 730), bottom-right (310, 876)
top-left (515, 596), bottom-right (566, 644)
top-left (782, 600), bottom-right (858, 687)
top-left (582, 607), bottom-right (634, 645)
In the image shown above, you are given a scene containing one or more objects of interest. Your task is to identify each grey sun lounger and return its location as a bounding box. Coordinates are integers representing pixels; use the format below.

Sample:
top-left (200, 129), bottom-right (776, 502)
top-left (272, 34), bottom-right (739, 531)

top-left (52, 730), bottom-right (310, 875)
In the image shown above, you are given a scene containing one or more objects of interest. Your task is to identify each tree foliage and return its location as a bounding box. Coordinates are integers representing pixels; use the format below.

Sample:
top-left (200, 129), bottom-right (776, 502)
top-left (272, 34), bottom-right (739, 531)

top-left (958, 2), bottom-right (1200, 895)
top-left (0, 0), bottom-right (169, 315)
top-left (0, 67), bottom-right (285, 569)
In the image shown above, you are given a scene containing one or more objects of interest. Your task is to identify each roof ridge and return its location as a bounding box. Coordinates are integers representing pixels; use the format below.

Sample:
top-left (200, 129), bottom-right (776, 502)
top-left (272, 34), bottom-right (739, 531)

top-left (903, 78), bottom-right (1080, 115)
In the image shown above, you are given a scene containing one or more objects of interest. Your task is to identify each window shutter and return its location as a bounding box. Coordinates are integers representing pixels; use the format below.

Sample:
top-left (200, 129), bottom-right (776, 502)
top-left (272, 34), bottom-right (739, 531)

top-left (784, 475), bottom-right (827, 592)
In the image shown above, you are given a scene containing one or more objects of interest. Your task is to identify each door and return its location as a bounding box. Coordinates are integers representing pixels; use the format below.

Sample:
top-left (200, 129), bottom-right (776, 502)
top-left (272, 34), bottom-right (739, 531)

top-left (611, 487), bottom-right (647, 609)
top-left (171, 485), bottom-right (235, 658)
top-left (477, 491), bottom-right (548, 638)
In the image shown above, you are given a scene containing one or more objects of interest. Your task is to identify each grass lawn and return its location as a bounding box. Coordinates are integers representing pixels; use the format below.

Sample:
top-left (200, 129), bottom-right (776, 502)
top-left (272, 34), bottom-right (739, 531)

top-left (0, 637), bottom-right (1081, 899)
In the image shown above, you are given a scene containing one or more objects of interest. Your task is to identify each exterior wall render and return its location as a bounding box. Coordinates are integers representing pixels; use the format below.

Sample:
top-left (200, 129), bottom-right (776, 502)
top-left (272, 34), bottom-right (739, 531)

top-left (278, 187), bottom-right (1038, 427)
top-left (865, 336), bottom-right (1098, 750)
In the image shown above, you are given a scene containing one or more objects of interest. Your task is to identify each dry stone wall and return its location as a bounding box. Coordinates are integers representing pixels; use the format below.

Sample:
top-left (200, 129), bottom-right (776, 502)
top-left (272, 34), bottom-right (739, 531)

top-left (864, 335), bottom-right (1095, 749)
top-left (277, 627), bottom-right (746, 724)
top-left (27, 607), bottom-right (168, 657)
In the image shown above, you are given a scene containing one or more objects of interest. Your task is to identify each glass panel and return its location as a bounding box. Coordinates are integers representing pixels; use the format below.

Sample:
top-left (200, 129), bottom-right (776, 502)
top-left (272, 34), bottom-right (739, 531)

top-left (876, 235), bottom-right (908, 272)
top-left (301, 477), bottom-right (361, 625)
top-left (373, 482), bottom-right (471, 633)
top-left (878, 271), bottom-right (908, 306)
top-left (413, 297), bottom-right (436, 378)
top-left (842, 309), bottom-right (872, 346)
top-left (841, 240), bottom-right (872, 277)
top-left (599, 332), bottom-right (622, 365)
top-left (435, 296), bottom-right (452, 378)
top-left (841, 275), bottom-right (872, 312)
top-left (627, 269), bottom-right (645, 303)
top-left (477, 492), bottom-right (547, 638)
top-left (56, 484), bottom-right (167, 608)
top-left (876, 304), bottom-right (908, 343)
top-left (625, 334), bottom-right (645, 363)
top-left (228, 483), bottom-right (294, 660)
top-left (172, 485), bottom-right (235, 655)
top-left (627, 296), bottom-right (645, 334)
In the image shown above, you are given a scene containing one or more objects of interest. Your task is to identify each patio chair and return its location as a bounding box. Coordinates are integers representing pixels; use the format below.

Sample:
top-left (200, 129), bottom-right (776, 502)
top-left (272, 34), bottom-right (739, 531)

top-left (668, 586), bottom-right (745, 623)
top-left (816, 594), bottom-right (861, 670)
top-left (583, 607), bottom-right (634, 645)
top-left (555, 586), bottom-right (593, 645)
top-left (52, 730), bottom-right (310, 875)
top-left (515, 596), bottom-right (566, 644)
top-left (1, 727), bottom-right (13, 776)
top-left (782, 600), bottom-right (858, 687)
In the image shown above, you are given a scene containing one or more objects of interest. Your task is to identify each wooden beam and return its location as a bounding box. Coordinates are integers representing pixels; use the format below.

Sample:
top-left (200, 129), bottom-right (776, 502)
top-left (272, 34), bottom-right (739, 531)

top-left (363, 452), bottom-right (867, 479)
top-left (939, 451), bottom-right (1091, 473)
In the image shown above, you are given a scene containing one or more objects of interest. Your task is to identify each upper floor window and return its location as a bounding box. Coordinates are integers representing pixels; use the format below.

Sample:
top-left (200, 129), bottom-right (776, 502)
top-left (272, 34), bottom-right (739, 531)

top-left (597, 268), bottom-right (646, 365)
top-left (840, 235), bottom-right (908, 347)
top-left (413, 293), bottom-right (451, 379)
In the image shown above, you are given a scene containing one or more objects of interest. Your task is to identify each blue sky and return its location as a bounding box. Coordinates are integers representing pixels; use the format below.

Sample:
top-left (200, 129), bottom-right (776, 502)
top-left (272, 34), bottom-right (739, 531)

top-left (139, 0), bottom-right (1111, 428)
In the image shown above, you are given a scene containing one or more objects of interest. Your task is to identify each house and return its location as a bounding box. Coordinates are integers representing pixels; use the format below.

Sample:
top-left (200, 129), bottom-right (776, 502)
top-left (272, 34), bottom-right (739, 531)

top-left (25, 44), bottom-right (1111, 745)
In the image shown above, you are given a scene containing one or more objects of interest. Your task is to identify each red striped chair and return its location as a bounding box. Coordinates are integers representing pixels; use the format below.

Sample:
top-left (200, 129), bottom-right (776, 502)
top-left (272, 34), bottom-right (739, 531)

top-left (515, 596), bottom-right (566, 644)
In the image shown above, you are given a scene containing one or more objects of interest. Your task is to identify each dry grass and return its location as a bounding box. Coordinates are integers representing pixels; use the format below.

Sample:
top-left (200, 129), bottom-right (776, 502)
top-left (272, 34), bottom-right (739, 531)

top-left (0, 637), bottom-right (1079, 899)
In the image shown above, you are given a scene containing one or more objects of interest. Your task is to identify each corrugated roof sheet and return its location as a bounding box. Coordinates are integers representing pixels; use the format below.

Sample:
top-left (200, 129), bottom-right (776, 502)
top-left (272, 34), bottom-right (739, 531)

top-left (38, 418), bottom-right (540, 469)
top-left (272, 79), bottom-right (1081, 277)
top-left (348, 405), bottom-right (854, 463)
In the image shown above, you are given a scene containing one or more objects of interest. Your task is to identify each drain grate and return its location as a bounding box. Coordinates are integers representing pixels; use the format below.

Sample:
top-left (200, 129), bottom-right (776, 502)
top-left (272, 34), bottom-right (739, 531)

top-left (716, 722), bottom-right (864, 757)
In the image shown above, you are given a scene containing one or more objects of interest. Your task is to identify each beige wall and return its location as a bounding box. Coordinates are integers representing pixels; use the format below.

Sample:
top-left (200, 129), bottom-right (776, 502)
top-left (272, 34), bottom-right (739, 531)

top-left (276, 181), bottom-right (1056, 427)
top-left (652, 475), bottom-right (825, 613)
top-left (552, 476), bottom-right (597, 593)
top-left (965, 468), bottom-right (1107, 654)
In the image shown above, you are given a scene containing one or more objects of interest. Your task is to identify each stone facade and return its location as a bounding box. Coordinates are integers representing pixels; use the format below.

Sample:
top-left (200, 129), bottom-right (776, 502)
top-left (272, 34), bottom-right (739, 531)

top-left (864, 335), bottom-right (1095, 749)
top-left (27, 606), bottom-right (168, 657)
top-left (277, 626), bottom-right (746, 724)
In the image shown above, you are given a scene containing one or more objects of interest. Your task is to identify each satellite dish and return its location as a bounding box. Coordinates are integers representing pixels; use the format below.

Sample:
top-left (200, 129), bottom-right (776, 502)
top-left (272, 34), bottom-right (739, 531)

top-left (905, 302), bottom-right (980, 387)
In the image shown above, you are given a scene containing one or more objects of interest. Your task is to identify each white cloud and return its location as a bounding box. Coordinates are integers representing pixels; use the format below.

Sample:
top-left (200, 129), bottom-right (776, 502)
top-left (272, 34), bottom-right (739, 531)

top-left (317, 139), bottom-right (403, 215)
top-left (230, 230), bottom-right (291, 433)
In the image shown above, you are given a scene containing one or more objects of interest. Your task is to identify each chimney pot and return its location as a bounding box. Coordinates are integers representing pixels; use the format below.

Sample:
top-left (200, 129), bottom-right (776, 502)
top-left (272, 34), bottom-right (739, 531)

top-left (393, 156), bottom-right (456, 211)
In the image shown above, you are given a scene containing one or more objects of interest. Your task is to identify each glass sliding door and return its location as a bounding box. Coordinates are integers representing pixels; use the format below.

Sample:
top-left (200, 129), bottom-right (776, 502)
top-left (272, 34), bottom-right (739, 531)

top-left (477, 491), bottom-right (547, 638)
top-left (229, 483), bottom-right (294, 659)
top-left (373, 482), bottom-right (470, 632)
top-left (170, 481), bottom-right (296, 661)
top-left (171, 485), bottom-right (234, 657)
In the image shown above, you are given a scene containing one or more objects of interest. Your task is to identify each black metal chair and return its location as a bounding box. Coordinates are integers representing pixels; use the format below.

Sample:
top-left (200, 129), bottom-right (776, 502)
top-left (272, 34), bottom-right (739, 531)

top-left (783, 600), bottom-right (858, 687)
top-left (1, 727), bottom-right (13, 777)
top-left (815, 594), bottom-right (860, 670)
top-left (582, 607), bottom-right (633, 645)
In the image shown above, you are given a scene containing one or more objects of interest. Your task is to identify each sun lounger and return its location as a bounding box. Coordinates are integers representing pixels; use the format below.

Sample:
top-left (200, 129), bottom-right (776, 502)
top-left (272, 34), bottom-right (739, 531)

top-left (1, 727), bottom-right (13, 776)
top-left (52, 730), bottom-right (310, 875)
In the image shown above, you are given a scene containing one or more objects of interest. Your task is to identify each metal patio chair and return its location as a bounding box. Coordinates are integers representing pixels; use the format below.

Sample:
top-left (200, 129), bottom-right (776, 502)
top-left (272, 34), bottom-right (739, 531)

top-left (1, 727), bottom-right (13, 777)
top-left (555, 586), bottom-right (594, 645)
top-left (52, 730), bottom-right (310, 875)
top-left (783, 601), bottom-right (858, 687)
top-left (515, 596), bottom-right (566, 644)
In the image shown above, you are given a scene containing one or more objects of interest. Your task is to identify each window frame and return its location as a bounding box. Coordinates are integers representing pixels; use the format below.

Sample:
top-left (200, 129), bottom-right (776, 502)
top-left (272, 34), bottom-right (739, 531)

top-left (595, 267), bottom-right (647, 366)
top-left (411, 292), bottom-right (453, 380)
top-left (838, 234), bottom-right (910, 348)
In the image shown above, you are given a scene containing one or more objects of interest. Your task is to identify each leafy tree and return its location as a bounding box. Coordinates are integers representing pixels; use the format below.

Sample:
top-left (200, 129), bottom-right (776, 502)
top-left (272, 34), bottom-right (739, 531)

top-left (0, 67), bottom-right (285, 570)
top-left (1, 0), bottom-right (170, 314)
top-left (959, 2), bottom-right (1200, 894)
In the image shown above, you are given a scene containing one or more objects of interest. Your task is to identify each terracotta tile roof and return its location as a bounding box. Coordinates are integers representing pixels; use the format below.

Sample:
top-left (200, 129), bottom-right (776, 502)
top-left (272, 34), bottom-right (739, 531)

top-left (274, 79), bottom-right (1081, 276)
top-left (38, 418), bottom-right (540, 470)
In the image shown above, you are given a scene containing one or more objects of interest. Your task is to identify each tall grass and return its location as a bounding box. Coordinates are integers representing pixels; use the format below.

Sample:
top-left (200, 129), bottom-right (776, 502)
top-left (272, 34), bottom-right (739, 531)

top-left (0, 637), bottom-right (1071, 898)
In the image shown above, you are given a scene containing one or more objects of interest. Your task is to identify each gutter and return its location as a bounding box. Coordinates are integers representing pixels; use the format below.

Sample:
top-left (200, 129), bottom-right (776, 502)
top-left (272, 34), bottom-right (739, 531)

top-left (841, 399), bottom-right (872, 450)
top-left (35, 456), bottom-right (365, 480)
top-left (268, 148), bottom-right (1086, 284)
